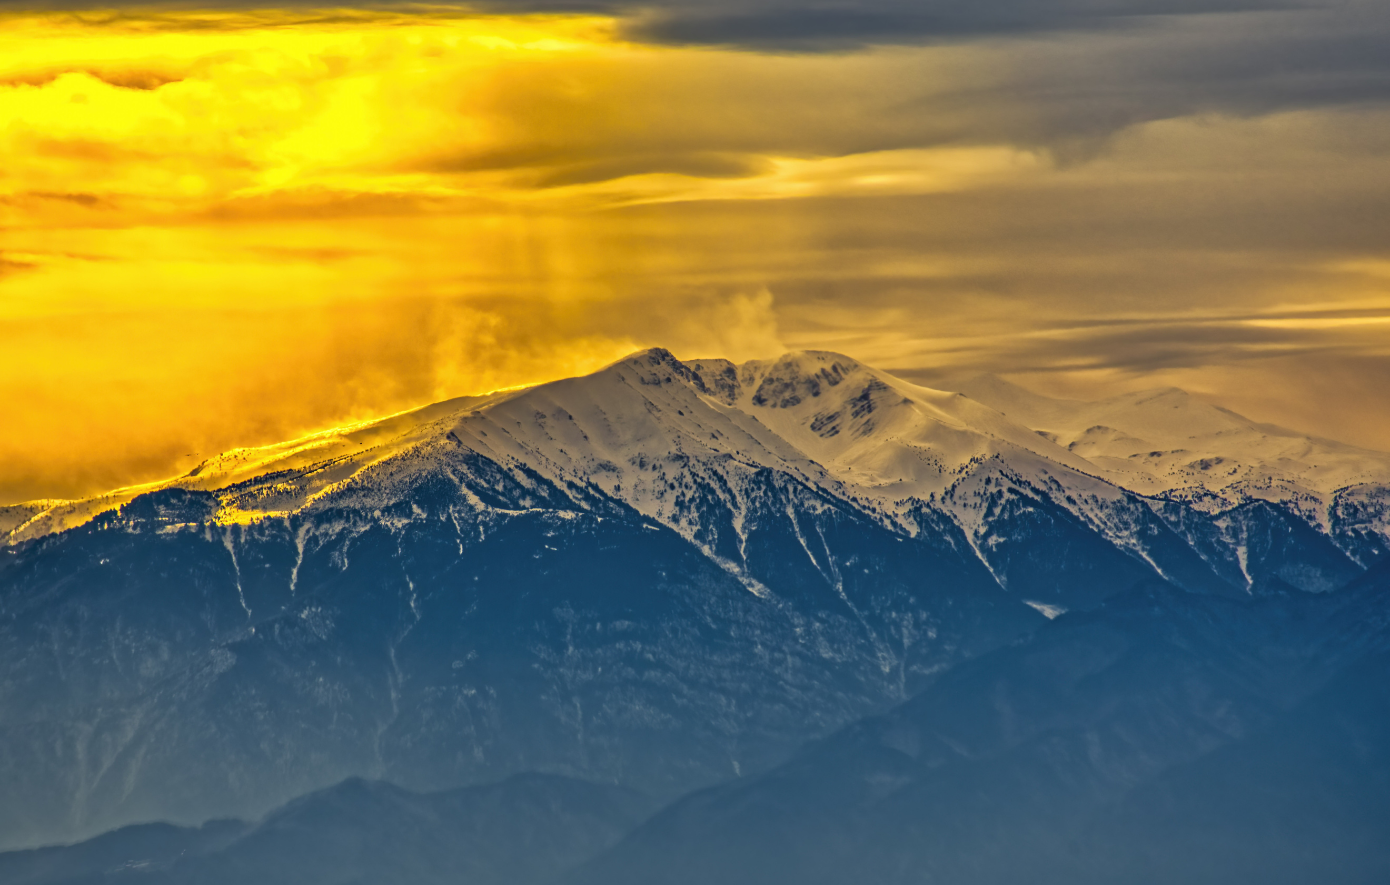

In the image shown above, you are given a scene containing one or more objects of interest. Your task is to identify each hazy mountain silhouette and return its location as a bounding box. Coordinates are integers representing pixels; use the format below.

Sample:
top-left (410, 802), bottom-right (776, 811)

top-left (0, 773), bottom-right (652, 885)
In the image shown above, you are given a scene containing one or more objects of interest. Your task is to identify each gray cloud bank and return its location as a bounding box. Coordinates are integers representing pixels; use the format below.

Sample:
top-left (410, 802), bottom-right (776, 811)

top-left (623, 0), bottom-right (1301, 48)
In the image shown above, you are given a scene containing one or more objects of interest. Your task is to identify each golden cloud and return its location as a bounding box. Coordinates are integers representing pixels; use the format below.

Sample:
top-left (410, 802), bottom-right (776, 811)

top-left (2, 9), bottom-right (1390, 503)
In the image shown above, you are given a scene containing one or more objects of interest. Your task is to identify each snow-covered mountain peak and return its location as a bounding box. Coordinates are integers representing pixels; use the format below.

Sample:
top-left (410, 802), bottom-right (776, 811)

top-left (954, 373), bottom-right (1390, 503)
top-left (602, 347), bottom-right (696, 384)
top-left (8, 348), bottom-right (1390, 554)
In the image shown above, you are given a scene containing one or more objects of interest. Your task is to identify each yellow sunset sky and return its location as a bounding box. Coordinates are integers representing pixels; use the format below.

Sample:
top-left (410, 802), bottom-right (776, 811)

top-left (2, 3), bottom-right (1389, 502)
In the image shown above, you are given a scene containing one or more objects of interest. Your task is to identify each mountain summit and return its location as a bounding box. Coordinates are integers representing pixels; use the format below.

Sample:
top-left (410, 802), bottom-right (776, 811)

top-left (9, 347), bottom-right (1389, 565)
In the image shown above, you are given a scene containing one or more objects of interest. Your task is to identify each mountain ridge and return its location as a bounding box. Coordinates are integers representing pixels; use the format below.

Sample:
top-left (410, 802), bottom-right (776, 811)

top-left (8, 347), bottom-right (1388, 580)
top-left (0, 772), bottom-right (653, 885)
top-left (0, 346), bottom-right (1385, 848)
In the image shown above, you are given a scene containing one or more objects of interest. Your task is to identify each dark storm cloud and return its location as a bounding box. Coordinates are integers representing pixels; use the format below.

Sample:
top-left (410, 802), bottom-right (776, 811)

top-left (756, 4), bottom-right (1390, 155)
top-left (640, 0), bottom-right (1390, 155)
top-left (621, 0), bottom-right (1297, 50)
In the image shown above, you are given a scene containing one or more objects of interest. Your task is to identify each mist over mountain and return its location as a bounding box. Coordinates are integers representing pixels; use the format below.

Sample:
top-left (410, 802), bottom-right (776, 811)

top-left (2, 348), bottom-right (1388, 881)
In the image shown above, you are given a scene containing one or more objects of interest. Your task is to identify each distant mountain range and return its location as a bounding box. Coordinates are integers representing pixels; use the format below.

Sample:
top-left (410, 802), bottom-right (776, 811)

top-left (0, 773), bottom-right (652, 885)
top-left (2, 348), bottom-right (1388, 879)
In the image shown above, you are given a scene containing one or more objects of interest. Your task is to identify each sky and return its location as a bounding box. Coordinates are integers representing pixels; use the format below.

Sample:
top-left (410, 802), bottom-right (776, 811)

top-left (1, 0), bottom-right (1389, 503)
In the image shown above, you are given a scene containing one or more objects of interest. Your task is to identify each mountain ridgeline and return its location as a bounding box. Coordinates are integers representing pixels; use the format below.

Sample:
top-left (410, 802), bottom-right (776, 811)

top-left (2, 348), bottom-right (1388, 882)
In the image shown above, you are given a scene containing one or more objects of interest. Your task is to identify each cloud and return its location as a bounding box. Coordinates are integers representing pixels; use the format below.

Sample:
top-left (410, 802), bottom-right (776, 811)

top-left (0, 253), bottom-right (39, 277)
top-left (621, 0), bottom-right (1291, 50)
top-left (2, 7), bottom-right (1390, 500)
top-left (0, 67), bottom-right (183, 89)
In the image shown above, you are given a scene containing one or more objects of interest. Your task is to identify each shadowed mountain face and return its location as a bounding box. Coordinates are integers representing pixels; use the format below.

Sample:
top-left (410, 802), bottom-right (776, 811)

top-left (566, 572), bottom-right (1390, 885)
top-left (0, 773), bottom-right (653, 885)
top-left (13, 574), bottom-right (1385, 885)
top-left (0, 475), bottom-right (1035, 849)
top-left (0, 820), bottom-right (250, 885)
top-left (1, 348), bottom-right (1387, 849)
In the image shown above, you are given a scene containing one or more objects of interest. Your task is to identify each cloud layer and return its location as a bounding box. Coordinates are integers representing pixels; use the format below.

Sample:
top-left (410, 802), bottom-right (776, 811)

top-left (1, 4), bottom-right (1389, 502)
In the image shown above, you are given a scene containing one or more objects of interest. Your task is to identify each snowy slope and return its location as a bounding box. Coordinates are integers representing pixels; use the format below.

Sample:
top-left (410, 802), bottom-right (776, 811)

top-left (956, 374), bottom-right (1390, 507)
top-left (7, 348), bottom-right (1388, 589)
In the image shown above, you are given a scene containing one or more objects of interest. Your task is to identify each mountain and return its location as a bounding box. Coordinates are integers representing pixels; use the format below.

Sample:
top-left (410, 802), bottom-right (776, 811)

top-left (12, 582), bottom-right (1387, 885)
top-left (566, 569), bottom-right (1390, 885)
top-left (0, 772), bottom-right (652, 885)
top-left (955, 373), bottom-right (1390, 503)
top-left (10, 350), bottom-right (1385, 593)
top-left (1, 348), bottom-right (1386, 848)
top-left (0, 820), bottom-right (249, 885)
